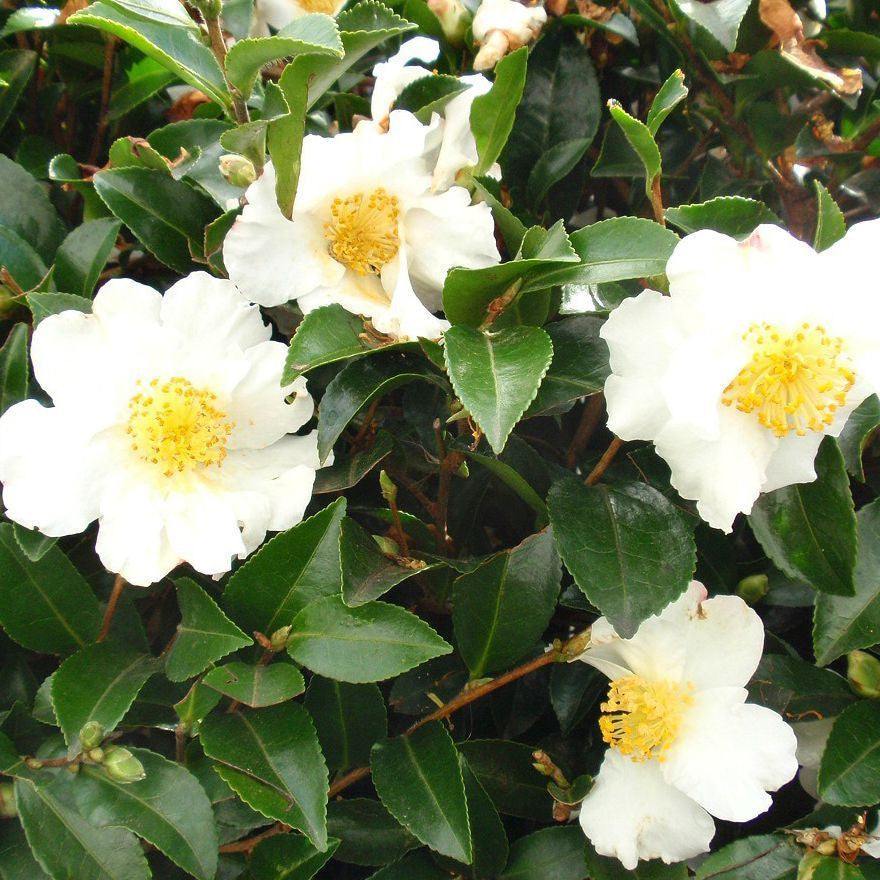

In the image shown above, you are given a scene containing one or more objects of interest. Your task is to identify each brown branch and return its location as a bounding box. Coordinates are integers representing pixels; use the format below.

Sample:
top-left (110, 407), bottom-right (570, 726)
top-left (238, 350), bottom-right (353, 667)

top-left (585, 436), bottom-right (624, 486)
top-left (566, 395), bottom-right (605, 469)
top-left (97, 574), bottom-right (126, 642)
top-left (88, 36), bottom-right (117, 166)
top-left (204, 13), bottom-right (249, 124)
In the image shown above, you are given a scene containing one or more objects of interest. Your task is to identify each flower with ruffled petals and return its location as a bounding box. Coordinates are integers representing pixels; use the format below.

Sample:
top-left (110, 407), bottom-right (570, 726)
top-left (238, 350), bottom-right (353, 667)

top-left (223, 111), bottom-right (500, 340)
top-left (576, 582), bottom-right (798, 870)
top-left (601, 221), bottom-right (880, 531)
top-left (0, 273), bottom-right (322, 586)
top-left (472, 0), bottom-right (546, 70)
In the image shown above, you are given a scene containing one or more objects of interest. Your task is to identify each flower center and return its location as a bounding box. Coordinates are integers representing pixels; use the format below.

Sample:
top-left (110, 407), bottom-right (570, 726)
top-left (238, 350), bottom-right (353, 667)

top-left (298, 0), bottom-right (336, 11)
top-left (599, 676), bottom-right (693, 762)
top-left (325, 188), bottom-right (401, 275)
top-left (722, 322), bottom-right (855, 438)
top-left (126, 377), bottom-right (233, 478)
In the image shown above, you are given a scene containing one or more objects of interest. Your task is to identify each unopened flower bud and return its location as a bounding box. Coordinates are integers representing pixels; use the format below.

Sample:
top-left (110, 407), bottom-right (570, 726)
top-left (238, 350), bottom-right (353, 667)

top-left (472, 0), bottom-right (546, 70)
top-left (379, 470), bottom-right (398, 505)
top-left (0, 783), bottom-right (16, 818)
top-left (269, 625), bottom-right (292, 652)
top-left (373, 534), bottom-right (400, 556)
top-left (102, 747), bottom-right (146, 784)
top-left (79, 721), bottom-right (104, 750)
top-left (427, 0), bottom-right (472, 45)
top-left (219, 154), bottom-right (257, 187)
top-left (736, 573), bottom-right (769, 605)
top-left (87, 747), bottom-right (105, 763)
top-left (847, 650), bottom-right (880, 698)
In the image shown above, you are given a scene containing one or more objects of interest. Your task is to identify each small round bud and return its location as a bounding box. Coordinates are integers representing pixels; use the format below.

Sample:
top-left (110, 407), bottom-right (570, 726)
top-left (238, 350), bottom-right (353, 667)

top-left (79, 721), bottom-right (104, 750)
top-left (379, 470), bottom-right (397, 505)
top-left (847, 650), bottom-right (880, 698)
top-left (736, 573), bottom-right (769, 605)
top-left (192, 0), bottom-right (223, 17)
top-left (373, 535), bottom-right (400, 556)
top-left (86, 747), bottom-right (105, 764)
top-left (269, 625), bottom-right (292, 653)
top-left (218, 154), bottom-right (257, 187)
top-left (24, 757), bottom-right (43, 769)
top-left (0, 783), bottom-right (16, 818)
top-left (102, 747), bottom-right (146, 784)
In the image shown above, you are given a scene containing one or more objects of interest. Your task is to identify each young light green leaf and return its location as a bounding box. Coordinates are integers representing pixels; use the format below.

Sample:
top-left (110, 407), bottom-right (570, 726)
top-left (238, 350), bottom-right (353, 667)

top-left (444, 325), bottom-right (553, 454)
top-left (224, 497), bottom-right (347, 635)
top-left (200, 702), bottom-right (329, 849)
top-left (665, 197), bottom-right (782, 237)
top-left (202, 661), bottom-right (305, 708)
top-left (288, 596), bottom-right (452, 683)
top-left (645, 69), bottom-right (688, 135)
top-left (52, 218), bottom-right (121, 298)
top-left (165, 578), bottom-right (252, 682)
top-left (250, 834), bottom-right (340, 880)
top-left (813, 180), bottom-right (846, 251)
top-left (818, 699), bottom-right (880, 805)
top-left (607, 99), bottom-right (661, 191)
top-left (371, 722), bottom-right (472, 863)
top-left (0, 324), bottom-right (28, 416)
top-left (327, 798), bottom-right (417, 866)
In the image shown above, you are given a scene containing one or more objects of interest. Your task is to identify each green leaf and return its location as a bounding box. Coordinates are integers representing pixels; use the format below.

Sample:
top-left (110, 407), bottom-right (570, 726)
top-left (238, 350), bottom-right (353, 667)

top-left (750, 439), bottom-right (856, 597)
top-left (0, 821), bottom-right (52, 880)
top-left (607, 99), bottom-right (661, 191)
top-left (526, 316), bottom-right (609, 416)
top-left (674, 0), bottom-right (750, 51)
top-left (51, 642), bottom-right (160, 748)
top-left (694, 834), bottom-right (801, 880)
top-left (26, 291), bottom-right (91, 325)
top-left (548, 477), bottom-right (697, 637)
top-left (453, 530), bottom-right (560, 677)
top-left (16, 778), bottom-right (150, 880)
top-left (586, 847), bottom-right (687, 878)
top-left (225, 15), bottom-right (343, 99)
top-left (327, 799), bottom-right (417, 865)
top-left (395, 74), bottom-right (469, 122)
top-left (0, 225), bottom-right (48, 291)
top-left (457, 740), bottom-right (553, 820)
top-left (368, 850), bottom-right (450, 879)
top-left (499, 826), bottom-right (588, 880)
top-left (646, 69), bottom-right (688, 134)
top-left (0, 156), bottom-right (65, 262)
top-left (371, 722), bottom-right (472, 863)
top-left (811, 859), bottom-right (865, 880)
top-left (0, 50), bottom-right (36, 133)
top-left (203, 661), bottom-right (305, 708)
top-left (0, 324), bottom-right (28, 416)
top-left (69, 748), bottom-right (217, 880)
top-left (317, 356), bottom-right (444, 462)
top-left (304, 675), bottom-right (387, 772)
top-left (200, 703), bottom-right (329, 849)
top-left (665, 197), bottom-right (782, 237)
top-left (444, 325), bottom-right (553, 454)
top-left (224, 498), bottom-right (347, 636)
top-left (107, 58), bottom-right (177, 121)
top-left (462, 759), bottom-right (508, 878)
top-left (314, 431), bottom-right (394, 494)
top-left (11, 522), bottom-right (57, 562)
top-left (341, 517), bottom-right (435, 606)
top-left (93, 167), bottom-right (219, 273)
top-left (250, 834), bottom-right (340, 880)
top-left (526, 137), bottom-right (592, 207)
top-left (68, 0), bottom-right (228, 106)
top-left (289, 596), bottom-right (452, 683)
top-left (165, 578), bottom-right (252, 682)
top-left (471, 48), bottom-right (528, 175)
top-left (839, 395), bottom-right (880, 481)
top-left (817, 699), bottom-right (880, 806)
top-left (0, 523), bottom-right (101, 653)
top-left (813, 181), bottom-right (847, 251)
top-left (461, 449), bottom-right (549, 522)
top-left (52, 218), bottom-right (121, 298)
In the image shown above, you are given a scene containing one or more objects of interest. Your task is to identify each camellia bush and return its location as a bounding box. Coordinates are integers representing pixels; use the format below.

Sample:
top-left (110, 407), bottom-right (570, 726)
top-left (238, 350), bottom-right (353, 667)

top-left (2, 0), bottom-right (880, 873)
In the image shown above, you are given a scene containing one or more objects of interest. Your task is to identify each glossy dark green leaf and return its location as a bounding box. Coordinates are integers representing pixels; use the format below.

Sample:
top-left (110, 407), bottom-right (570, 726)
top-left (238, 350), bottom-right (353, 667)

top-left (314, 431), bottom-right (394, 495)
top-left (0, 523), bottom-right (101, 653)
top-left (200, 702), bottom-right (329, 849)
top-left (249, 834), bottom-right (340, 880)
top-left (327, 799), bottom-right (417, 865)
top-left (224, 498), bottom-right (346, 636)
top-left (107, 58), bottom-right (177, 121)
top-left (818, 700), bottom-right (880, 805)
top-left (811, 858), bottom-right (865, 880)
top-left (462, 759), bottom-right (508, 878)
top-left (453, 530), bottom-right (560, 677)
top-left (526, 137), bottom-right (592, 207)
top-left (500, 826), bottom-right (587, 880)
top-left (165, 578), bottom-right (251, 682)
top-left (665, 197), bottom-right (782, 237)
top-left (0, 50), bottom-right (36, 133)
top-left (444, 325), bottom-right (553, 454)
top-left (0, 820), bottom-right (52, 880)
top-left (750, 439), bottom-right (856, 597)
top-left (548, 478), bottom-right (696, 636)
top-left (0, 225), bottom-right (47, 290)
top-left (289, 596), bottom-right (451, 683)
top-left (52, 642), bottom-right (160, 748)
top-left (0, 156), bottom-right (64, 262)
top-left (694, 834), bottom-right (803, 879)
top-left (371, 722), bottom-right (472, 863)
top-left (368, 850), bottom-right (451, 880)
top-left (0, 324), bottom-right (28, 416)
top-left (69, 748), bottom-right (217, 880)
top-left (395, 74), bottom-right (469, 122)
top-left (26, 291), bottom-right (91, 325)
top-left (52, 218), bottom-right (121, 298)
top-left (203, 661), bottom-right (305, 708)
top-left (813, 181), bottom-right (846, 251)
top-left (839, 395), bottom-right (880, 481)
top-left (586, 847), bottom-right (686, 879)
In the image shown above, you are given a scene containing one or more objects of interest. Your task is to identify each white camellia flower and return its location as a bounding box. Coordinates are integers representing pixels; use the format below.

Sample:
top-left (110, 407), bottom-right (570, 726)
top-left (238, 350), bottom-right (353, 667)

top-left (251, 0), bottom-right (345, 36)
top-left (472, 0), bottom-right (547, 70)
top-left (577, 581), bottom-right (798, 870)
top-left (223, 110), bottom-right (500, 340)
top-left (0, 273), bottom-right (322, 587)
top-left (601, 221), bottom-right (880, 531)
top-left (370, 37), bottom-right (495, 191)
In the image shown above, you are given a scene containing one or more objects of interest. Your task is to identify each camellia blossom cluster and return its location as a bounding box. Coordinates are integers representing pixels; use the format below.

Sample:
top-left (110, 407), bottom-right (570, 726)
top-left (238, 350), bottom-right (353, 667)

top-left (0, 274), bottom-right (322, 586)
top-left (601, 221), bottom-right (880, 531)
top-left (576, 581), bottom-right (798, 869)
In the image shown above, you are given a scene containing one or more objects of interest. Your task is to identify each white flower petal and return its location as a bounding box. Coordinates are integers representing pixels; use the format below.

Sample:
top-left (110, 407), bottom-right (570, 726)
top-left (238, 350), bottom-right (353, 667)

top-left (761, 430), bottom-right (824, 492)
top-left (579, 749), bottom-right (715, 870)
top-left (431, 76), bottom-right (491, 191)
top-left (663, 686), bottom-right (798, 822)
top-left (374, 247), bottom-right (450, 340)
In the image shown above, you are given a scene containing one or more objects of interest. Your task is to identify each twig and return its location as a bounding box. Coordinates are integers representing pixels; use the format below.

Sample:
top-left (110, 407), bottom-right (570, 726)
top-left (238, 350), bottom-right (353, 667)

top-left (584, 436), bottom-right (623, 486)
top-left (97, 575), bottom-right (126, 642)
top-left (204, 13), bottom-right (249, 124)
top-left (565, 395), bottom-right (605, 469)
top-left (88, 36), bottom-right (117, 166)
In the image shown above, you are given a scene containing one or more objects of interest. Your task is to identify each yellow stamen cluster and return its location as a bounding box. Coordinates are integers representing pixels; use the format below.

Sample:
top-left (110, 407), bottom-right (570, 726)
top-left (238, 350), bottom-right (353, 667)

top-left (325, 188), bottom-right (401, 275)
top-left (600, 675), bottom-right (692, 763)
top-left (298, 0), bottom-right (337, 10)
top-left (722, 322), bottom-right (856, 438)
top-left (126, 377), bottom-right (233, 478)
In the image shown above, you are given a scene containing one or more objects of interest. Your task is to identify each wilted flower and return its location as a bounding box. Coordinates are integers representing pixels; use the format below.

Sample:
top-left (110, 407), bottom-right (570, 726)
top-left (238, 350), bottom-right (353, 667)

top-left (223, 111), bottom-right (499, 340)
top-left (601, 221), bottom-right (880, 531)
top-left (576, 581), bottom-right (797, 869)
top-left (472, 0), bottom-right (547, 70)
top-left (0, 274), bottom-right (322, 586)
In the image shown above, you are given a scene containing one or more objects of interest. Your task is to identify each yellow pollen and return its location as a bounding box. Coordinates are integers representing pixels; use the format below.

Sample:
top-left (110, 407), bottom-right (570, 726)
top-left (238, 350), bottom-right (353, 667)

top-left (722, 322), bottom-right (856, 438)
top-left (126, 376), bottom-right (233, 479)
top-left (599, 676), bottom-right (693, 763)
top-left (325, 188), bottom-right (401, 275)
top-left (297, 0), bottom-right (336, 11)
